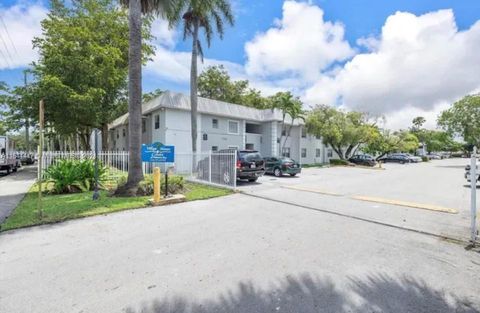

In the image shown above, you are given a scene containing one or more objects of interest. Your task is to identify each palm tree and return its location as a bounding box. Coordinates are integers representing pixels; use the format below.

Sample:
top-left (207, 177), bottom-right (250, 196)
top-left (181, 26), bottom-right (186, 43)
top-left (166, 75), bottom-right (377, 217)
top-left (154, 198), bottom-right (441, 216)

top-left (270, 92), bottom-right (304, 155)
top-left (172, 0), bottom-right (234, 159)
top-left (117, 0), bottom-right (174, 196)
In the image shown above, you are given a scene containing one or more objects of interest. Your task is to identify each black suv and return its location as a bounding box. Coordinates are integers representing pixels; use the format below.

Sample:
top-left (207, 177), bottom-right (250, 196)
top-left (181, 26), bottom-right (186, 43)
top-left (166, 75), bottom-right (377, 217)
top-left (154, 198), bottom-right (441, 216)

top-left (197, 149), bottom-right (265, 184)
top-left (234, 150), bottom-right (265, 182)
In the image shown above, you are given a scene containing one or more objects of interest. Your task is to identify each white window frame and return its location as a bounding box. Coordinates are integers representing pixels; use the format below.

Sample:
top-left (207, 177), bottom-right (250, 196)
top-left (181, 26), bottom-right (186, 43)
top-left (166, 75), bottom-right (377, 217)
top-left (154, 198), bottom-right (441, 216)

top-left (301, 148), bottom-right (307, 158)
top-left (327, 149), bottom-right (333, 158)
top-left (228, 145), bottom-right (239, 150)
top-left (154, 115), bottom-right (160, 129)
top-left (282, 147), bottom-right (291, 158)
top-left (212, 118), bottom-right (219, 129)
top-left (228, 120), bottom-right (239, 135)
top-left (316, 148), bottom-right (321, 158)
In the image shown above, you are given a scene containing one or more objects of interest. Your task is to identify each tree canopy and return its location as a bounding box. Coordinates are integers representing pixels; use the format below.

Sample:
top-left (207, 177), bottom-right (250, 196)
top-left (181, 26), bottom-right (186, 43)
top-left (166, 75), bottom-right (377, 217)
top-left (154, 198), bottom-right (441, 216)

top-left (438, 94), bottom-right (480, 147)
top-left (198, 65), bottom-right (268, 109)
top-left (16, 0), bottom-right (155, 149)
top-left (305, 105), bottom-right (377, 160)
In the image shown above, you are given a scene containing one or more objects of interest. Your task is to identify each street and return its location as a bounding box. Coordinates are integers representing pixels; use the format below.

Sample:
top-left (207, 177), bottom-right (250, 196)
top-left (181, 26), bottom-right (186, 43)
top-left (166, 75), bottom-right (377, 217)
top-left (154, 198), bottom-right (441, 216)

top-left (0, 166), bottom-right (37, 225)
top-left (238, 158), bottom-right (478, 241)
top-left (1, 158), bottom-right (479, 312)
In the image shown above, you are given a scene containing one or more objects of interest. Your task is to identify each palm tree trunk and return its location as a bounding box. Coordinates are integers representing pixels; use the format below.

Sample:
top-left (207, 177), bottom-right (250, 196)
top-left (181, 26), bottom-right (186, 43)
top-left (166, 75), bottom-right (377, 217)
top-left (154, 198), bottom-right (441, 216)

top-left (117, 0), bottom-right (143, 196)
top-left (190, 21), bottom-right (199, 169)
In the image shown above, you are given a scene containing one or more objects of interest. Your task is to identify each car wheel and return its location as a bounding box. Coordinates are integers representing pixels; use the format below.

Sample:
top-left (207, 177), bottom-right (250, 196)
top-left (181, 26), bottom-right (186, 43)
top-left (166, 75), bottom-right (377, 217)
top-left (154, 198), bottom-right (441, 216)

top-left (6, 166), bottom-right (11, 174)
top-left (13, 167), bottom-right (17, 172)
top-left (290, 173), bottom-right (296, 177)
top-left (248, 178), bottom-right (258, 182)
top-left (274, 168), bottom-right (282, 177)
top-left (400, 160), bottom-right (405, 164)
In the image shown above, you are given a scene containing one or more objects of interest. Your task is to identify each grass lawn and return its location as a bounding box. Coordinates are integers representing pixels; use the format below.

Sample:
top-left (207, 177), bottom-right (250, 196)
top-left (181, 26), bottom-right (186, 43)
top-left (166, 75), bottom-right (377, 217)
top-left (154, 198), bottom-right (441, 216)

top-left (1, 182), bottom-right (232, 232)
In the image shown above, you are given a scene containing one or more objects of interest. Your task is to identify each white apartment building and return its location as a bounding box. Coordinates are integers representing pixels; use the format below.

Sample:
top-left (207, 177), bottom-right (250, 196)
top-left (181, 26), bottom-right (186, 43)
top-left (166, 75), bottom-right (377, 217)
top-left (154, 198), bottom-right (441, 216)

top-left (108, 91), bottom-right (337, 164)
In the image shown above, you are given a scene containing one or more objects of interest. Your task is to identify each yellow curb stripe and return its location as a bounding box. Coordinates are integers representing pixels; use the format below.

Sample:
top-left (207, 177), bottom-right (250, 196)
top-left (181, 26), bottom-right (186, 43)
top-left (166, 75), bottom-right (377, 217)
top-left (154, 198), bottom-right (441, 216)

top-left (351, 195), bottom-right (458, 214)
top-left (282, 185), bottom-right (343, 197)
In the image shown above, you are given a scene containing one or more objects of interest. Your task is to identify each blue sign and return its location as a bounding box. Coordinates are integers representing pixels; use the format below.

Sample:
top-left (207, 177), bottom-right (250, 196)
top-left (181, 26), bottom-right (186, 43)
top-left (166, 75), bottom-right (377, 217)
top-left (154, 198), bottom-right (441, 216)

top-left (141, 142), bottom-right (175, 163)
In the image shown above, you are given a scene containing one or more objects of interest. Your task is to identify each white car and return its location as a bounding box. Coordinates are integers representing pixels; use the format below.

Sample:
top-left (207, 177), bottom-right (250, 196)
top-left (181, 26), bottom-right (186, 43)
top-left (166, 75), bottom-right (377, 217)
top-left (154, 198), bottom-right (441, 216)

top-left (402, 153), bottom-right (422, 163)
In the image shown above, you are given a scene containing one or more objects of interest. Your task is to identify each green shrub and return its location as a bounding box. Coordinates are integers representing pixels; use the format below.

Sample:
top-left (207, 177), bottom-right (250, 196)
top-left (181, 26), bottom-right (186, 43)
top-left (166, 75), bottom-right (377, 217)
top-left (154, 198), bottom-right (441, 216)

top-left (136, 174), bottom-right (184, 196)
top-left (421, 156), bottom-right (429, 162)
top-left (45, 159), bottom-right (108, 194)
top-left (329, 159), bottom-right (349, 166)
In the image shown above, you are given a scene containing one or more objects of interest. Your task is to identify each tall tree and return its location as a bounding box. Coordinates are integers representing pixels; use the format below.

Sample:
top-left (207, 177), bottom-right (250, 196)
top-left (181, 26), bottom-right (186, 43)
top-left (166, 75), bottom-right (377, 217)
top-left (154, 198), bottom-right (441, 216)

top-left (197, 65), bottom-right (267, 108)
top-left (269, 92), bottom-right (304, 153)
top-left (172, 0), bottom-right (234, 157)
top-left (31, 0), bottom-right (155, 150)
top-left (438, 94), bottom-right (480, 147)
top-left (117, 0), bottom-right (174, 195)
top-left (306, 105), bottom-right (377, 160)
top-left (411, 116), bottom-right (426, 131)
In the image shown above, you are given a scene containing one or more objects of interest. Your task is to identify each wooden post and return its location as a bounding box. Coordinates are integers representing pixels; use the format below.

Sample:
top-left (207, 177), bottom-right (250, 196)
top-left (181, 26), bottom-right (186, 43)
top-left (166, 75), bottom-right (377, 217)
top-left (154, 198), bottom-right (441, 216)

top-left (37, 99), bottom-right (44, 220)
top-left (153, 167), bottom-right (161, 203)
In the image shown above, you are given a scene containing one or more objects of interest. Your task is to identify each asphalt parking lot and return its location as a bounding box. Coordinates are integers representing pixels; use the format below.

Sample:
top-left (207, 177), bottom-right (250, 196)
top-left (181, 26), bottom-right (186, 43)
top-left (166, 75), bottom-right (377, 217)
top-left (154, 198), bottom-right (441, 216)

top-left (238, 158), bottom-right (478, 241)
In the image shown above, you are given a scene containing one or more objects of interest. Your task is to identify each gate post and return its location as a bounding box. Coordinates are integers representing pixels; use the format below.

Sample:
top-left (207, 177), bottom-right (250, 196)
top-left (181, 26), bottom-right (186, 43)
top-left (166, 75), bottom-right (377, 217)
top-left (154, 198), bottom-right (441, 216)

top-left (209, 150), bottom-right (212, 183)
top-left (471, 146), bottom-right (477, 244)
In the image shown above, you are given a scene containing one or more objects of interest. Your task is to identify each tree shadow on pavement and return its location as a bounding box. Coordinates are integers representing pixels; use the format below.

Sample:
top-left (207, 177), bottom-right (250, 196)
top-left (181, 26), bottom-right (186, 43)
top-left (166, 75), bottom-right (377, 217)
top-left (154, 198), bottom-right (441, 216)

top-left (124, 273), bottom-right (479, 313)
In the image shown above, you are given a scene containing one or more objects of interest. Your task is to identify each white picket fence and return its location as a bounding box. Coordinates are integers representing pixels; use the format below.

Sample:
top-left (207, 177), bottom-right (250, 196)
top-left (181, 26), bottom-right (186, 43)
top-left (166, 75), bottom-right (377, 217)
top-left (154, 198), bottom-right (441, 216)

top-left (39, 150), bottom-right (237, 189)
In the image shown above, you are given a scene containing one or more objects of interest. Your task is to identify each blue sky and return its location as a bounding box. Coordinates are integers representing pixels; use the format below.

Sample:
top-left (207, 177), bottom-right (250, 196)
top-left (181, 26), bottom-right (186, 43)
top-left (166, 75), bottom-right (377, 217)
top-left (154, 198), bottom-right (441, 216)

top-left (1, 0), bottom-right (479, 128)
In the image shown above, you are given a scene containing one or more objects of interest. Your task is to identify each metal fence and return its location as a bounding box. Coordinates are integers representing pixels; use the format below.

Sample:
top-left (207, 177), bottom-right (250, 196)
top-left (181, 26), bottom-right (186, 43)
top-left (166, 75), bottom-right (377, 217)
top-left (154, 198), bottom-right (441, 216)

top-left (38, 150), bottom-right (237, 189)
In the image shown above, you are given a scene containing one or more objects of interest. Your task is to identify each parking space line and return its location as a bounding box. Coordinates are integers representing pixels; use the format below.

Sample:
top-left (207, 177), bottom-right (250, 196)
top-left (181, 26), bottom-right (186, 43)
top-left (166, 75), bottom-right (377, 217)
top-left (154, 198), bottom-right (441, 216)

top-left (351, 195), bottom-right (458, 214)
top-left (282, 185), bottom-right (343, 197)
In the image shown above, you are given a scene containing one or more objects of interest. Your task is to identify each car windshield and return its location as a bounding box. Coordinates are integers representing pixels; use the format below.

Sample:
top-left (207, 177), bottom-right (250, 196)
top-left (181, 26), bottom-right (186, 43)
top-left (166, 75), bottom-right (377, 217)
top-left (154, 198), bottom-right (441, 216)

top-left (281, 158), bottom-right (294, 163)
top-left (240, 152), bottom-right (262, 162)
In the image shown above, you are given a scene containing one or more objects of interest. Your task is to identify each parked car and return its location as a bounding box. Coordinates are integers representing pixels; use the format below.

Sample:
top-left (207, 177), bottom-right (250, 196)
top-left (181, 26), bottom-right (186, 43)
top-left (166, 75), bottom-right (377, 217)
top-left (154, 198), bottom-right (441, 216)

top-left (348, 154), bottom-right (377, 167)
top-left (198, 149), bottom-right (265, 184)
top-left (378, 154), bottom-right (411, 164)
top-left (264, 157), bottom-right (301, 177)
top-left (426, 153), bottom-right (442, 160)
top-left (401, 153), bottom-right (422, 163)
top-left (18, 154), bottom-right (35, 165)
top-left (235, 150), bottom-right (266, 182)
top-left (465, 164), bottom-right (479, 183)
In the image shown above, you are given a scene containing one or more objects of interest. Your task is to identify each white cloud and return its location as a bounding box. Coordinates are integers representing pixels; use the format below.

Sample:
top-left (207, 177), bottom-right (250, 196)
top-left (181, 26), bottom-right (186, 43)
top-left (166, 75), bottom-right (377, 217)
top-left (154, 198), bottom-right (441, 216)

top-left (244, 0), bottom-right (354, 82)
top-left (0, 2), bottom-right (47, 69)
top-left (304, 9), bottom-right (480, 124)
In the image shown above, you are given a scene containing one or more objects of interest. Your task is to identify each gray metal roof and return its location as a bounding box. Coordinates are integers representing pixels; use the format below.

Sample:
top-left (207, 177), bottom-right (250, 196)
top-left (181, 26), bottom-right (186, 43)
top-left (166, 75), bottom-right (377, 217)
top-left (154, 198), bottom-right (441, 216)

top-left (109, 91), bottom-right (303, 129)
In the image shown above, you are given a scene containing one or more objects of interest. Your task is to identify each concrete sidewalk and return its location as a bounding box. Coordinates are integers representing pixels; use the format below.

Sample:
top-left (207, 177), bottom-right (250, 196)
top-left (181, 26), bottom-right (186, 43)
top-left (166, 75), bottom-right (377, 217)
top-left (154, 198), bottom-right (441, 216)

top-left (0, 166), bottom-right (37, 225)
top-left (1, 193), bottom-right (479, 313)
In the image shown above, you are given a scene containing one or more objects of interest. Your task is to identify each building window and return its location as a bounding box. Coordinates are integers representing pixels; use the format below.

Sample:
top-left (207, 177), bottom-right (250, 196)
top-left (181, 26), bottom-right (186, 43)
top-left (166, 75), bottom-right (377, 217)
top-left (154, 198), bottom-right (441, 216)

top-left (228, 145), bottom-right (238, 150)
top-left (142, 119), bottom-right (146, 133)
top-left (281, 129), bottom-right (286, 136)
top-left (301, 148), bottom-right (307, 158)
top-left (122, 128), bottom-right (126, 137)
top-left (282, 147), bottom-right (290, 158)
top-left (116, 129), bottom-right (119, 139)
top-left (316, 148), bottom-right (321, 157)
top-left (211, 146), bottom-right (218, 152)
top-left (327, 149), bottom-right (333, 158)
top-left (212, 118), bottom-right (218, 129)
top-left (315, 135), bottom-right (321, 140)
top-left (301, 127), bottom-right (307, 138)
top-left (228, 120), bottom-right (239, 134)
top-left (203, 133), bottom-right (208, 141)
top-left (154, 115), bottom-right (160, 129)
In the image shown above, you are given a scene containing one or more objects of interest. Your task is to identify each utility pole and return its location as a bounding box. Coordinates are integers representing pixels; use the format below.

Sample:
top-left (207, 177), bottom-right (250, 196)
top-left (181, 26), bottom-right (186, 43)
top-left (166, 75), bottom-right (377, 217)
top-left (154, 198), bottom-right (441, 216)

top-left (37, 99), bottom-right (44, 220)
top-left (471, 146), bottom-right (478, 244)
top-left (24, 71), bottom-right (30, 154)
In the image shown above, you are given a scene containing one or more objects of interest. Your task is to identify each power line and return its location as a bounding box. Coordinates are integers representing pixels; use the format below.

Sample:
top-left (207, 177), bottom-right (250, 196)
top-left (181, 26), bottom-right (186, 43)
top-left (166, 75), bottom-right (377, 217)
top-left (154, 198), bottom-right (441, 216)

top-left (0, 41), bottom-right (10, 68)
top-left (0, 31), bottom-right (14, 66)
top-left (0, 15), bottom-right (18, 56)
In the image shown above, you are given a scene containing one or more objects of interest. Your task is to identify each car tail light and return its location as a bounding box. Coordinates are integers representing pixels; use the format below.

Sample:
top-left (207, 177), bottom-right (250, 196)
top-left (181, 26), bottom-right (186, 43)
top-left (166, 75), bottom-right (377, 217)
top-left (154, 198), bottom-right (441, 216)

top-left (236, 160), bottom-right (242, 168)
top-left (284, 162), bottom-right (293, 167)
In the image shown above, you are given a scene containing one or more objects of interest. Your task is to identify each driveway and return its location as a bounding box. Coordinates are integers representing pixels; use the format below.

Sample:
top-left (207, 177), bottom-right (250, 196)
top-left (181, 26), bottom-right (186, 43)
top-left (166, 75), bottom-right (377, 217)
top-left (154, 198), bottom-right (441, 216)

top-left (0, 165), bottom-right (37, 225)
top-left (238, 158), bottom-right (477, 241)
top-left (1, 193), bottom-right (479, 313)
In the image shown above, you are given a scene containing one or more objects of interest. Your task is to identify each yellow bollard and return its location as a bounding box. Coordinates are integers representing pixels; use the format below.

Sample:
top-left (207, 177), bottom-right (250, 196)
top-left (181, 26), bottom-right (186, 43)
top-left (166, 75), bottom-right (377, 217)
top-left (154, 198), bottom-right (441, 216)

top-left (153, 167), bottom-right (161, 203)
